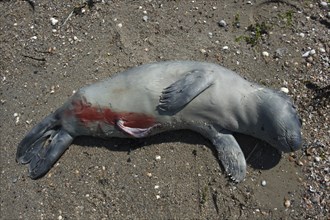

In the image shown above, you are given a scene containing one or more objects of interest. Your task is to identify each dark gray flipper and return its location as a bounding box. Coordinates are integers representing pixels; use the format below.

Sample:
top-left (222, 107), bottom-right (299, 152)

top-left (158, 69), bottom-right (215, 114)
top-left (16, 113), bottom-right (59, 160)
top-left (28, 129), bottom-right (73, 179)
top-left (212, 133), bottom-right (246, 182)
top-left (17, 112), bottom-right (73, 179)
top-left (196, 125), bottom-right (246, 182)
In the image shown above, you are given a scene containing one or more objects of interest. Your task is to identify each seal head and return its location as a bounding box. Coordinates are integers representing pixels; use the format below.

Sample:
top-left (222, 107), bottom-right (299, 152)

top-left (257, 90), bottom-right (302, 152)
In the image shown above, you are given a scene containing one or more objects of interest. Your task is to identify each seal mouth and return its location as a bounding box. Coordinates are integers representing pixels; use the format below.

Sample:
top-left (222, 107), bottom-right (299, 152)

top-left (276, 133), bottom-right (300, 153)
top-left (283, 132), bottom-right (302, 152)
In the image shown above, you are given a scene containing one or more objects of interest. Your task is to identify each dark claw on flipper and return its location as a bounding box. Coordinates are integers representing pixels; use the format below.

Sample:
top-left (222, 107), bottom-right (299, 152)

top-left (213, 133), bottom-right (246, 182)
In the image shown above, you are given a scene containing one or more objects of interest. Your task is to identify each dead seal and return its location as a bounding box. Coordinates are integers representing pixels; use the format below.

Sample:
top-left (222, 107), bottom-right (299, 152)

top-left (16, 61), bottom-right (302, 182)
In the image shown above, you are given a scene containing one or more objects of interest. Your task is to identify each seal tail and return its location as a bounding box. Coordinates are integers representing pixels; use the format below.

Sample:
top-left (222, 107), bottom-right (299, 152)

top-left (16, 111), bottom-right (73, 179)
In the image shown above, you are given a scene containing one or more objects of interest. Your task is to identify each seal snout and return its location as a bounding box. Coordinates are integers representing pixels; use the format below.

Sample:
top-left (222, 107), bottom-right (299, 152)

top-left (287, 133), bottom-right (302, 152)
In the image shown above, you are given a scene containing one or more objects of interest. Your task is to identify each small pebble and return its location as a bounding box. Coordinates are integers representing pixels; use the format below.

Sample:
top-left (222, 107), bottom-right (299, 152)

top-left (320, 1), bottom-right (328, 8)
top-left (297, 160), bottom-right (304, 166)
top-left (280, 87), bottom-right (289, 94)
top-left (142, 16), bottom-right (148, 22)
top-left (302, 51), bottom-right (310, 57)
top-left (12, 176), bottom-right (18, 183)
top-left (314, 156), bottom-right (321, 162)
top-left (117, 23), bottom-right (123, 28)
top-left (319, 48), bottom-right (325, 53)
top-left (155, 155), bottom-right (161, 160)
top-left (222, 46), bottom-right (229, 50)
top-left (154, 185), bottom-right (159, 189)
top-left (50, 86), bottom-right (55, 94)
top-left (15, 117), bottom-right (20, 124)
top-left (218, 20), bottom-right (227, 27)
top-left (200, 49), bottom-right (207, 54)
top-left (288, 156), bottom-right (295, 162)
top-left (262, 51), bottom-right (269, 57)
top-left (156, 195), bottom-right (161, 199)
top-left (261, 180), bottom-right (267, 186)
top-left (284, 199), bottom-right (291, 208)
top-left (50, 17), bottom-right (58, 26)
top-left (309, 49), bottom-right (316, 55)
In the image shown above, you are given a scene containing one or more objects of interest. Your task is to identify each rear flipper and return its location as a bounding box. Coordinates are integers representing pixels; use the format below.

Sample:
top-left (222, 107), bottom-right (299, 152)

top-left (16, 112), bottom-right (73, 179)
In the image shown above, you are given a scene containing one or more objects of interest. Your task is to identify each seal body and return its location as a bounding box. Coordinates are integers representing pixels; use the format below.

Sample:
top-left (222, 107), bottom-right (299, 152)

top-left (16, 61), bottom-right (302, 182)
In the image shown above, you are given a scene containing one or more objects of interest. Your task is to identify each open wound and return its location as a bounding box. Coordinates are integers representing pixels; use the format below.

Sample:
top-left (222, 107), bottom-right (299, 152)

top-left (116, 119), bottom-right (159, 138)
top-left (73, 97), bottom-right (159, 137)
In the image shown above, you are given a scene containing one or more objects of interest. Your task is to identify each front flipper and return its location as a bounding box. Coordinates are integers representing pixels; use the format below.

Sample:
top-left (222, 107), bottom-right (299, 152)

top-left (212, 133), bottom-right (246, 182)
top-left (196, 126), bottom-right (246, 182)
top-left (158, 69), bottom-right (215, 114)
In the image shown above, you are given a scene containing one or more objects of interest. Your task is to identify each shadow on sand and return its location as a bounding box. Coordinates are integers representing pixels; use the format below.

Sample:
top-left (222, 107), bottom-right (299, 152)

top-left (73, 130), bottom-right (281, 171)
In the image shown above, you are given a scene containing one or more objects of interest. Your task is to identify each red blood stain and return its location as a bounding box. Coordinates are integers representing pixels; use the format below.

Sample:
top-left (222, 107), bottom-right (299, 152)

top-left (72, 98), bottom-right (156, 129)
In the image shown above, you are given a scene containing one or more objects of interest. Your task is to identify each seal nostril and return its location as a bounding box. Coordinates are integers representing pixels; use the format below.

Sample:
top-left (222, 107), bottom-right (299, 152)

top-left (290, 143), bottom-right (295, 152)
